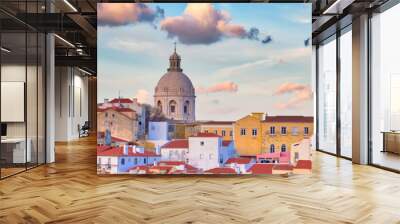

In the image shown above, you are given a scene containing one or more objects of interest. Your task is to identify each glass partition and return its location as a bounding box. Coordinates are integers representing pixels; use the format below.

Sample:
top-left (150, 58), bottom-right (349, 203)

top-left (0, 1), bottom-right (46, 179)
top-left (371, 3), bottom-right (400, 171)
top-left (339, 28), bottom-right (352, 158)
top-left (317, 36), bottom-right (337, 154)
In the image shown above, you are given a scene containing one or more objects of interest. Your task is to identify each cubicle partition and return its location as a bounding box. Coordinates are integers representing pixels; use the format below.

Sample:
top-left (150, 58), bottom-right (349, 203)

top-left (0, 1), bottom-right (46, 179)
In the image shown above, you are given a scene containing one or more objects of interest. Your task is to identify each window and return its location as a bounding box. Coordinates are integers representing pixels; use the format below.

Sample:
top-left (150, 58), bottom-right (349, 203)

top-left (270, 144), bottom-right (275, 153)
top-left (98, 158), bottom-right (101, 164)
top-left (318, 36), bottom-right (337, 154)
top-left (107, 158), bottom-right (111, 169)
top-left (169, 100), bottom-right (176, 113)
top-left (281, 144), bottom-right (287, 152)
top-left (292, 127), bottom-right (298, 135)
top-left (205, 130), bottom-right (209, 133)
top-left (240, 128), bottom-right (246, 136)
top-left (294, 152), bottom-right (299, 161)
top-left (112, 113), bottom-right (115, 118)
top-left (144, 158), bottom-right (147, 164)
top-left (281, 127), bottom-right (287, 135)
top-left (340, 28), bottom-right (353, 158)
top-left (230, 130), bottom-right (233, 136)
top-left (200, 141), bottom-right (204, 146)
top-left (370, 6), bottom-right (400, 170)
top-left (222, 130), bottom-right (226, 136)
top-left (134, 158), bottom-right (138, 165)
top-left (270, 126), bottom-right (275, 135)
top-left (184, 105), bottom-right (188, 114)
top-left (121, 158), bottom-right (125, 165)
top-left (304, 127), bottom-right (309, 135)
top-left (105, 112), bottom-right (108, 117)
top-left (252, 128), bottom-right (257, 136)
top-left (214, 130), bottom-right (218, 135)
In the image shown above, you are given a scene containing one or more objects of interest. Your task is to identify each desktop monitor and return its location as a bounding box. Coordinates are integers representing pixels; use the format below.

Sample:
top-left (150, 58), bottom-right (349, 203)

top-left (1, 123), bottom-right (7, 137)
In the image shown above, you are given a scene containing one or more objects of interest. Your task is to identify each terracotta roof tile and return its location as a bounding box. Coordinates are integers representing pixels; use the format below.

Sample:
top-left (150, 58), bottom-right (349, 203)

top-left (273, 164), bottom-right (293, 171)
top-left (97, 146), bottom-right (160, 157)
top-left (222, 140), bottom-right (232, 147)
top-left (205, 167), bottom-right (237, 174)
top-left (161, 140), bottom-right (188, 149)
top-left (225, 157), bottom-right (252, 165)
top-left (263, 116), bottom-right (313, 123)
top-left (109, 98), bottom-right (134, 104)
top-left (191, 132), bottom-right (221, 138)
top-left (247, 164), bottom-right (274, 174)
top-left (295, 160), bottom-right (312, 169)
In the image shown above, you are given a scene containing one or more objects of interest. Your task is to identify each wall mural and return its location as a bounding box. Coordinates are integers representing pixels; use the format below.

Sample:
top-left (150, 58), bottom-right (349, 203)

top-left (97, 3), bottom-right (313, 175)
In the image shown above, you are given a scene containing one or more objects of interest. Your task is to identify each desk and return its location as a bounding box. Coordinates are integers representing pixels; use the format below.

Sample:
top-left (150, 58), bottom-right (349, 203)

top-left (382, 131), bottom-right (400, 154)
top-left (1, 138), bottom-right (31, 163)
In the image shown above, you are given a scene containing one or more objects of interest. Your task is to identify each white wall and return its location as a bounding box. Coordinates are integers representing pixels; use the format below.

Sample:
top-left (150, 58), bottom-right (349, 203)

top-left (55, 67), bottom-right (89, 141)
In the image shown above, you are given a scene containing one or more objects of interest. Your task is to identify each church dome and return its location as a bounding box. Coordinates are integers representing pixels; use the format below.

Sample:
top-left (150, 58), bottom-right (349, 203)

top-left (155, 47), bottom-right (195, 97)
top-left (155, 71), bottom-right (195, 96)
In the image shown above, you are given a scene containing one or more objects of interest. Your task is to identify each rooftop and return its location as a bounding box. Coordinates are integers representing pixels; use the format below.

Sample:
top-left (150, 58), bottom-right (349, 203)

top-left (161, 139), bottom-right (188, 149)
top-left (97, 146), bottom-right (159, 157)
top-left (263, 116), bottom-right (314, 123)
top-left (225, 157), bottom-right (252, 165)
top-left (191, 132), bottom-right (221, 138)
top-left (205, 167), bottom-right (237, 174)
top-left (109, 98), bottom-right (134, 104)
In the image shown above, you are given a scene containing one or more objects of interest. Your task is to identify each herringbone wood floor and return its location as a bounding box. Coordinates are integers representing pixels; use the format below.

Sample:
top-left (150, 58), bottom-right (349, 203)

top-left (1, 136), bottom-right (400, 224)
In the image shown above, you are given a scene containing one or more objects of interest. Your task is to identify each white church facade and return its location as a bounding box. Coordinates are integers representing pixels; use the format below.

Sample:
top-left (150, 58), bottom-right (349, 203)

top-left (154, 47), bottom-right (196, 122)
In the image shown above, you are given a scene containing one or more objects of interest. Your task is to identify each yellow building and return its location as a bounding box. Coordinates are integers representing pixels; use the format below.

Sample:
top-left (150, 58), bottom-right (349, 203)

top-left (234, 113), bottom-right (313, 156)
top-left (198, 121), bottom-right (234, 141)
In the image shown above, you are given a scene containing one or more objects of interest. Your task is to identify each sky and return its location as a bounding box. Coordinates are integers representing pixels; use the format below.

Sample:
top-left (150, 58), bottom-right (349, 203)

top-left (97, 3), bottom-right (313, 121)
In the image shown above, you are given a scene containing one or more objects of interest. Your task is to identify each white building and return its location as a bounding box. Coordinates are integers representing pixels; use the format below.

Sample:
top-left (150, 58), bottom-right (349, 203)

top-left (160, 139), bottom-right (189, 162)
top-left (290, 138), bottom-right (312, 164)
top-left (187, 133), bottom-right (226, 171)
top-left (100, 97), bottom-right (146, 139)
top-left (97, 145), bottom-right (161, 174)
top-left (148, 121), bottom-right (171, 154)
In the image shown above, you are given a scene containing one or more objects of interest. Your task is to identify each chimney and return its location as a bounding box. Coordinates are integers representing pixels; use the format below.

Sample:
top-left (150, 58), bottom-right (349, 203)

top-left (251, 112), bottom-right (264, 120)
top-left (123, 144), bottom-right (128, 155)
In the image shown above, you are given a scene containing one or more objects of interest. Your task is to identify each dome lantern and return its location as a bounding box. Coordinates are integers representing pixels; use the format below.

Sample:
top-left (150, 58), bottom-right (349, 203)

top-left (168, 42), bottom-right (182, 72)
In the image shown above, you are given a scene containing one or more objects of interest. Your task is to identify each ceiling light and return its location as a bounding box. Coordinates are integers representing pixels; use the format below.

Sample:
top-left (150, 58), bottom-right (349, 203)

top-left (63, 0), bottom-right (78, 12)
top-left (78, 67), bottom-right (93, 76)
top-left (1, 47), bottom-right (11, 53)
top-left (54, 34), bottom-right (75, 48)
top-left (323, 0), bottom-right (342, 14)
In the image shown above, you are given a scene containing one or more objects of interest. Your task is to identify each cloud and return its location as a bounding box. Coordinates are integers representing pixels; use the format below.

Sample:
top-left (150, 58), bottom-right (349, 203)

top-left (98, 3), bottom-right (164, 26)
top-left (160, 3), bottom-right (268, 45)
top-left (217, 47), bottom-right (310, 77)
top-left (304, 38), bottom-right (310, 47)
top-left (135, 89), bottom-right (149, 104)
top-left (261, 35), bottom-right (272, 44)
top-left (273, 83), bottom-right (313, 109)
top-left (197, 81), bottom-right (238, 94)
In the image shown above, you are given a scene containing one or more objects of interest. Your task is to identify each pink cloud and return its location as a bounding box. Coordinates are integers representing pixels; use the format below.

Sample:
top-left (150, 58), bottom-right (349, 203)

top-left (197, 81), bottom-right (238, 94)
top-left (98, 3), bottom-right (164, 26)
top-left (160, 3), bottom-right (261, 45)
top-left (274, 83), bottom-right (313, 109)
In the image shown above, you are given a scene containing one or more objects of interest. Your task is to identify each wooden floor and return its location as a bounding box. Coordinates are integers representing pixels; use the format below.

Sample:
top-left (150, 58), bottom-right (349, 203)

top-left (1, 136), bottom-right (400, 224)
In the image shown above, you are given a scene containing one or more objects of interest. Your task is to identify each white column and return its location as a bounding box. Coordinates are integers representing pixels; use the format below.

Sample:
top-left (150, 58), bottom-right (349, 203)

top-left (352, 14), bottom-right (369, 164)
top-left (46, 32), bottom-right (55, 163)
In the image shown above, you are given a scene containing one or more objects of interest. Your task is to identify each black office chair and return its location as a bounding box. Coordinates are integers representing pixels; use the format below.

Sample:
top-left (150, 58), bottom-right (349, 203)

top-left (79, 121), bottom-right (90, 138)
